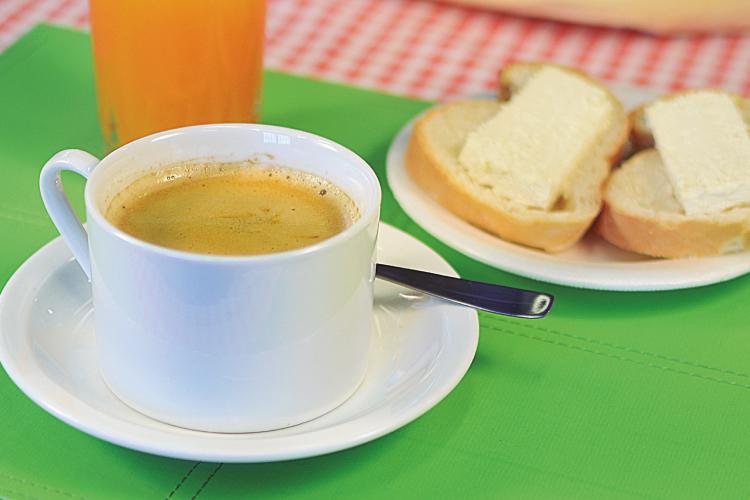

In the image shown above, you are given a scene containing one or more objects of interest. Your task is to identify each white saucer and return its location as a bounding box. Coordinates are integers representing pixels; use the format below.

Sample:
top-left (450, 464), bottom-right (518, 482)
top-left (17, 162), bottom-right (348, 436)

top-left (387, 85), bottom-right (750, 291)
top-left (0, 223), bottom-right (478, 462)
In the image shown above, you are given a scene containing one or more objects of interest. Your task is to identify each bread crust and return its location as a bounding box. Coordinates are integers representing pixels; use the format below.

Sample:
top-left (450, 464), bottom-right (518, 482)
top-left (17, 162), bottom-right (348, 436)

top-left (627, 89), bottom-right (749, 157)
top-left (498, 62), bottom-right (629, 167)
top-left (406, 110), bottom-right (591, 252)
top-left (405, 62), bottom-right (627, 252)
top-left (597, 203), bottom-right (749, 257)
top-left (597, 150), bottom-right (750, 258)
top-left (600, 90), bottom-right (750, 258)
top-left (628, 103), bottom-right (654, 151)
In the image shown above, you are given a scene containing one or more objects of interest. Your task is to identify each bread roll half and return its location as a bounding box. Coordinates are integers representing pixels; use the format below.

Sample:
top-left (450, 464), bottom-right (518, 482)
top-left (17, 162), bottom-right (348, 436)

top-left (405, 63), bottom-right (627, 252)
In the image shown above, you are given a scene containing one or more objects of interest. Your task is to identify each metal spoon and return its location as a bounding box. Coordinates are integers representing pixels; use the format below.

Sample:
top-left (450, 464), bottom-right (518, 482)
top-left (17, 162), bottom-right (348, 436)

top-left (376, 264), bottom-right (554, 319)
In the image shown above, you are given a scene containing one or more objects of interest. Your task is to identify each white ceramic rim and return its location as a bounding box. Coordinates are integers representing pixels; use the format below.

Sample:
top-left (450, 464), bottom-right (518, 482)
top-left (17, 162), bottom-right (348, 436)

top-left (85, 123), bottom-right (382, 264)
top-left (0, 224), bottom-right (479, 462)
top-left (385, 85), bottom-right (750, 291)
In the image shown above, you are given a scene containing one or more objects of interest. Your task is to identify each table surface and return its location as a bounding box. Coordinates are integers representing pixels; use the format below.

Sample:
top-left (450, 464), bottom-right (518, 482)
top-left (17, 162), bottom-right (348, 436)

top-left (1, 24), bottom-right (750, 499)
top-left (1, 0), bottom-right (750, 101)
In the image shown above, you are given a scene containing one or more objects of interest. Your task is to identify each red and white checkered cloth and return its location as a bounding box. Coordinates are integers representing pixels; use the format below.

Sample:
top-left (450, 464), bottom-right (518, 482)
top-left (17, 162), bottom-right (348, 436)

top-left (1, 0), bottom-right (749, 100)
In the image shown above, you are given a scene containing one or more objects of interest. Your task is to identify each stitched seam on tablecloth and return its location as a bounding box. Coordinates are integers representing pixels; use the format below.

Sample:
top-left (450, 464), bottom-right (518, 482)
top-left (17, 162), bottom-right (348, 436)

top-left (0, 204), bottom-right (49, 221)
top-left (191, 463), bottom-right (223, 499)
top-left (0, 212), bottom-right (50, 228)
top-left (486, 315), bottom-right (750, 379)
top-left (398, 433), bottom-right (654, 499)
top-left (485, 324), bottom-right (750, 391)
top-left (0, 472), bottom-right (84, 499)
top-left (0, 487), bottom-right (39, 500)
top-left (165, 462), bottom-right (200, 499)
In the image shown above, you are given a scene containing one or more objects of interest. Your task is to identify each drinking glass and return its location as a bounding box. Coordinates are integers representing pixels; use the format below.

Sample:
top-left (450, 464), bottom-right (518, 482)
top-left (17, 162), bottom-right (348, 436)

top-left (89, 0), bottom-right (266, 151)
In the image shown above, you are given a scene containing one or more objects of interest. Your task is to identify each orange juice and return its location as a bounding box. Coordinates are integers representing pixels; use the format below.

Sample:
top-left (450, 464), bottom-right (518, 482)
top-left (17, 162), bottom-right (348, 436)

top-left (89, 0), bottom-right (265, 150)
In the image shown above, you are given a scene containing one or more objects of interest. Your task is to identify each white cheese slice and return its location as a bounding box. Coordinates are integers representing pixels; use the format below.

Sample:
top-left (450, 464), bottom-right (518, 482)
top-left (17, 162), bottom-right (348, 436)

top-left (646, 91), bottom-right (750, 216)
top-left (457, 66), bottom-right (613, 210)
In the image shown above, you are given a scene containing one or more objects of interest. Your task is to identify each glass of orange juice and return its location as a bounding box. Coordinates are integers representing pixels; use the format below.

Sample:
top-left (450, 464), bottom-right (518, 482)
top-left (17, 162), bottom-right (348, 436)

top-left (89, 0), bottom-right (265, 151)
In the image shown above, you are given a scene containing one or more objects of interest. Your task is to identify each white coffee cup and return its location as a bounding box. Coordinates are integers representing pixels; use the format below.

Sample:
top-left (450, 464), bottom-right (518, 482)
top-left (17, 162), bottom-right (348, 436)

top-left (39, 124), bottom-right (381, 433)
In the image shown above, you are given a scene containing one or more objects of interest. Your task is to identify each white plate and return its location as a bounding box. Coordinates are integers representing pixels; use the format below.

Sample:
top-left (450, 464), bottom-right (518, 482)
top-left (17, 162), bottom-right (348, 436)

top-left (0, 223), bottom-right (478, 462)
top-left (387, 85), bottom-right (750, 291)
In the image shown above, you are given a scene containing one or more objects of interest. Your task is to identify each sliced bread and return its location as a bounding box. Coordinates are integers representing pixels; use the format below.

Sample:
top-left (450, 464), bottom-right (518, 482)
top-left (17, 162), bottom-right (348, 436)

top-left (405, 62), bottom-right (627, 252)
top-left (629, 91), bottom-right (750, 153)
top-left (597, 150), bottom-right (750, 257)
top-left (599, 90), bottom-right (750, 257)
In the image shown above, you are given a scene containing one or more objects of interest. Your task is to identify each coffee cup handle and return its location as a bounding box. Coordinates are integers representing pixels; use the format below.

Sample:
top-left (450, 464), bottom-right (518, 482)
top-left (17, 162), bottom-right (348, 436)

top-left (40, 149), bottom-right (100, 280)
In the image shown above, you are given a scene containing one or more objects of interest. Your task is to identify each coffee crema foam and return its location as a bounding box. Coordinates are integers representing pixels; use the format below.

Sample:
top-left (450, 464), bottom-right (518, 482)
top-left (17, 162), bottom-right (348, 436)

top-left (105, 161), bottom-right (359, 256)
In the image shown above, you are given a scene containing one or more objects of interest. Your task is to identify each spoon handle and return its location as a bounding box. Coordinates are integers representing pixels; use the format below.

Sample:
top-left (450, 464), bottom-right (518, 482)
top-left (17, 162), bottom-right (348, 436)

top-left (375, 264), bottom-right (554, 319)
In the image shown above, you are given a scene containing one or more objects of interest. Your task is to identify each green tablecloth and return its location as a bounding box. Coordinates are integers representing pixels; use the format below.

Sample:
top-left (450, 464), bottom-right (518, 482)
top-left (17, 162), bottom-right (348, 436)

top-left (1, 25), bottom-right (750, 499)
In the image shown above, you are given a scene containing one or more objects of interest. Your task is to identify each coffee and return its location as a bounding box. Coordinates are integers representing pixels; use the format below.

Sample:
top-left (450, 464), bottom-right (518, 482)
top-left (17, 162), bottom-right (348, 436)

top-left (105, 161), bottom-right (358, 255)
